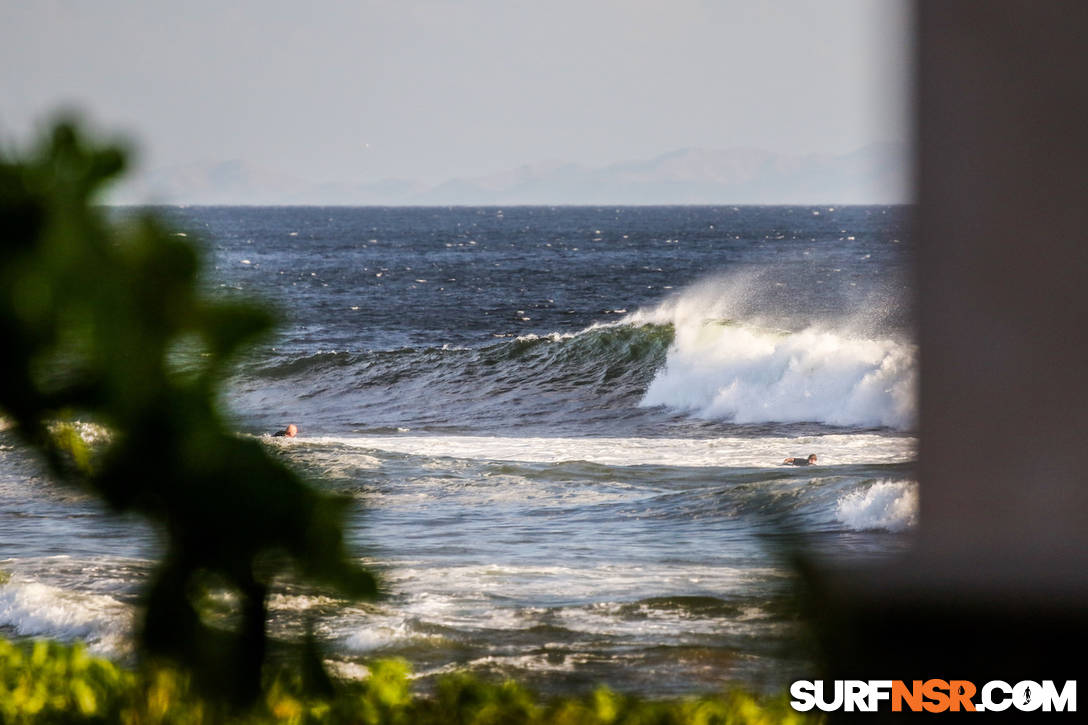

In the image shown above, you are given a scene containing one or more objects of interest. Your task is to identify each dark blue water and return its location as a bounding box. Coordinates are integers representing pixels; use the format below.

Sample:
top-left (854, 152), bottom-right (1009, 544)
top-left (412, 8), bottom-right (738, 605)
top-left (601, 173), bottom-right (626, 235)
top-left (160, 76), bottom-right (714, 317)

top-left (172, 206), bottom-right (910, 345)
top-left (1, 206), bottom-right (918, 695)
top-left (158, 206), bottom-right (913, 436)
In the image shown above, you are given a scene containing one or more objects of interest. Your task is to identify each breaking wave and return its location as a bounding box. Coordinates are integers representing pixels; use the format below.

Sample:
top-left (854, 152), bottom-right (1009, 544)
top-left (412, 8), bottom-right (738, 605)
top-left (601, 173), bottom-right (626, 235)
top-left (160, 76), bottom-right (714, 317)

top-left (236, 271), bottom-right (916, 433)
top-left (0, 573), bottom-right (133, 656)
top-left (628, 273), bottom-right (917, 430)
top-left (835, 480), bottom-right (919, 532)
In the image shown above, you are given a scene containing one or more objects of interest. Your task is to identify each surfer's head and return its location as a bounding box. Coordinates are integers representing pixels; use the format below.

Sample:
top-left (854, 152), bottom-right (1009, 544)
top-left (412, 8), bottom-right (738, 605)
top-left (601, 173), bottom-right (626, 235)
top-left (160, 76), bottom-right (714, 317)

top-left (807, 454), bottom-right (817, 464)
top-left (284, 424), bottom-right (298, 438)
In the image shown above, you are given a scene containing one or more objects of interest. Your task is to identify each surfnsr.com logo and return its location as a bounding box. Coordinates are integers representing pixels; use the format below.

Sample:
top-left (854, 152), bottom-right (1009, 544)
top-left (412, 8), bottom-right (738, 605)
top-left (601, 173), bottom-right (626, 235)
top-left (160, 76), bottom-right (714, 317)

top-left (789, 680), bottom-right (1076, 713)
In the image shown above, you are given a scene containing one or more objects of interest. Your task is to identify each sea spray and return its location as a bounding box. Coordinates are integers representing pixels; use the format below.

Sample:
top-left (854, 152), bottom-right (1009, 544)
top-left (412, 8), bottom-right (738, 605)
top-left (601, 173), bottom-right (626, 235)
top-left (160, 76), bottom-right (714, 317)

top-left (836, 480), bottom-right (919, 532)
top-left (629, 273), bottom-right (917, 430)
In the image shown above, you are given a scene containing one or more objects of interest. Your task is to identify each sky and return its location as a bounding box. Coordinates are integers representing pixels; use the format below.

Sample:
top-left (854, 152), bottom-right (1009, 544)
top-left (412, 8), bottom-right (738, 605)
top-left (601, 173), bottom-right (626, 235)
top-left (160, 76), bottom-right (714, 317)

top-left (1, 0), bottom-right (911, 190)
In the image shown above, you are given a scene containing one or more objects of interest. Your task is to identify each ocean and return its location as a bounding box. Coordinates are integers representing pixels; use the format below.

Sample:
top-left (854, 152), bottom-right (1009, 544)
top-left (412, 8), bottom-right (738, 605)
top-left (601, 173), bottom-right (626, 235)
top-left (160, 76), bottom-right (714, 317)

top-left (0, 205), bottom-right (917, 695)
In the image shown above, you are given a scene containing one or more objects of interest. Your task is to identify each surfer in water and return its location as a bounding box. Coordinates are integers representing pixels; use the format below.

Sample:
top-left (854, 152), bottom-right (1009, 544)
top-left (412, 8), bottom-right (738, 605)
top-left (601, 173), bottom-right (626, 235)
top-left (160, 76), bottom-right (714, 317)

top-left (783, 454), bottom-right (817, 466)
top-left (273, 424), bottom-right (298, 438)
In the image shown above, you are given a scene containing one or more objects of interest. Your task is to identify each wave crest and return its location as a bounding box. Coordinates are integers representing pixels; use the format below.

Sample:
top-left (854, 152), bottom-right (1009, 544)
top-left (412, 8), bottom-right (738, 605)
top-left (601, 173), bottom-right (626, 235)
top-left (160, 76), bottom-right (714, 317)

top-left (0, 574), bottom-right (132, 656)
top-left (836, 480), bottom-right (919, 532)
top-left (632, 275), bottom-right (917, 430)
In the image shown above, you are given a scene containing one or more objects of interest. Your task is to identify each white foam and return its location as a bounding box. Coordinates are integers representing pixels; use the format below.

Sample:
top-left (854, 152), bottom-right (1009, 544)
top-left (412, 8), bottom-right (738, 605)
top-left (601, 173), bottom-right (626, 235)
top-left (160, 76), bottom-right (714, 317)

top-left (267, 593), bottom-right (341, 612)
top-left (623, 274), bottom-right (918, 430)
top-left (361, 475), bottom-right (648, 511)
top-left (43, 420), bottom-right (113, 445)
top-left (306, 433), bottom-right (915, 468)
top-left (340, 618), bottom-right (418, 652)
top-left (0, 574), bottom-right (133, 655)
top-left (325, 660), bottom-right (371, 680)
top-left (381, 562), bottom-right (778, 608)
top-left (311, 559), bottom-right (793, 663)
top-left (316, 561), bottom-right (786, 657)
top-left (461, 653), bottom-right (578, 673)
top-left (641, 324), bottom-right (916, 430)
top-left (552, 603), bottom-right (767, 641)
top-left (411, 653), bottom-right (586, 680)
top-left (835, 480), bottom-right (918, 532)
top-left (514, 331), bottom-right (575, 343)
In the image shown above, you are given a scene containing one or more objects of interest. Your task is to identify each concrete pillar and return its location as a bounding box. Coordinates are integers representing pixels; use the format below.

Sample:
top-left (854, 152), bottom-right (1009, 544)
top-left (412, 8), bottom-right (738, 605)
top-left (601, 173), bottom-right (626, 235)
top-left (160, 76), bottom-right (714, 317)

top-left (811, 1), bottom-right (1088, 714)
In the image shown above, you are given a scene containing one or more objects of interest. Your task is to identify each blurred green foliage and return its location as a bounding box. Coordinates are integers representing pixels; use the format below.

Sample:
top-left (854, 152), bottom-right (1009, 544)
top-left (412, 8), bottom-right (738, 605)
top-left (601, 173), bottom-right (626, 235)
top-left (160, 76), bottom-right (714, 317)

top-left (0, 637), bottom-right (818, 725)
top-left (0, 122), bottom-right (377, 703)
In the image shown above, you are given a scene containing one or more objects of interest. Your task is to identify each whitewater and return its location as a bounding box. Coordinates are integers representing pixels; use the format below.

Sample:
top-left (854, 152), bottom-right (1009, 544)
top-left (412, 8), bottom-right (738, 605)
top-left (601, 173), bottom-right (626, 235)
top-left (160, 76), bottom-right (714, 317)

top-left (627, 274), bottom-right (916, 431)
top-left (0, 205), bottom-right (917, 696)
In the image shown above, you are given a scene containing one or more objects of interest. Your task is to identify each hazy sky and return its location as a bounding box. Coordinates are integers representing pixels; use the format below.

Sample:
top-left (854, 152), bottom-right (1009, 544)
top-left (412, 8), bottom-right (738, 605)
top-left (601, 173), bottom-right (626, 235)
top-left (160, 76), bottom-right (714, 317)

top-left (2, 0), bottom-right (910, 185)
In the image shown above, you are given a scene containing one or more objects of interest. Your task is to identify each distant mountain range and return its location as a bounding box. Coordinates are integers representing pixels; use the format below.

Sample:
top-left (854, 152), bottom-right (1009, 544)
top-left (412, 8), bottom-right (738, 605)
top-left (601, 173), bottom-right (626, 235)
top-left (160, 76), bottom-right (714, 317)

top-left (112, 143), bottom-right (909, 205)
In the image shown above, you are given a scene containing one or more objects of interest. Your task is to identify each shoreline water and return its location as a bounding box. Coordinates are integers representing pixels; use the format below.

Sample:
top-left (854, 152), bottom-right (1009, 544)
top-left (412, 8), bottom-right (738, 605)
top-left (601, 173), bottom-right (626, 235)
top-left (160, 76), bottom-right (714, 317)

top-left (0, 205), bottom-right (916, 695)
